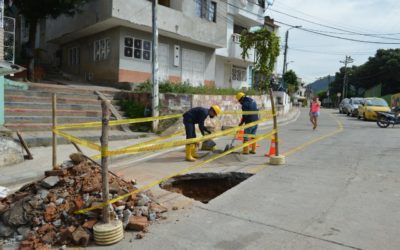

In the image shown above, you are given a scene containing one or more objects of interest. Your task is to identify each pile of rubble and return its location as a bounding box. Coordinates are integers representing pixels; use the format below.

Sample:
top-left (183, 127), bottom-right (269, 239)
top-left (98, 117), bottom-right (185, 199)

top-left (0, 153), bottom-right (167, 249)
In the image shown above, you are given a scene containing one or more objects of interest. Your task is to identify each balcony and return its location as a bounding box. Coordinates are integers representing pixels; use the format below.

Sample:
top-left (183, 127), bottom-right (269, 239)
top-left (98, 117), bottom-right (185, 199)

top-left (227, 0), bottom-right (265, 26)
top-left (229, 34), bottom-right (254, 62)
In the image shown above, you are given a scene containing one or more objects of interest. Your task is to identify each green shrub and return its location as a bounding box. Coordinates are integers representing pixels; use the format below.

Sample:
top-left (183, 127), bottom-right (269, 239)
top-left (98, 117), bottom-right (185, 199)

top-left (118, 99), bottom-right (152, 132)
top-left (133, 81), bottom-right (261, 96)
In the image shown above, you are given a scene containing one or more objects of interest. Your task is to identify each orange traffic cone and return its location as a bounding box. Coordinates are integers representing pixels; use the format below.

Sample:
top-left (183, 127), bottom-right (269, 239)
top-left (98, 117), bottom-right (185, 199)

top-left (265, 138), bottom-right (276, 157)
top-left (236, 130), bottom-right (244, 141)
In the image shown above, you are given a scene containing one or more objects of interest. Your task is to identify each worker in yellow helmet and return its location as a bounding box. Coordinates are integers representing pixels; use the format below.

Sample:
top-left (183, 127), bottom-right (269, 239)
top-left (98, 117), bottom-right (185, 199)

top-left (236, 92), bottom-right (259, 154)
top-left (182, 105), bottom-right (221, 161)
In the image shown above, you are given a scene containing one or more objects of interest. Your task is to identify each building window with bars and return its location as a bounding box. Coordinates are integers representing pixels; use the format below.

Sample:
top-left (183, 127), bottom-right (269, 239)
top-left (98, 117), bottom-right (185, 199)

top-left (94, 38), bottom-right (110, 62)
top-left (195, 0), bottom-right (217, 23)
top-left (124, 37), bottom-right (152, 61)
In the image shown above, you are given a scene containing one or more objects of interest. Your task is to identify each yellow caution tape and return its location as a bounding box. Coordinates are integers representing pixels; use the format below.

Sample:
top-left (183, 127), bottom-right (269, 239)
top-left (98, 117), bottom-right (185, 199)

top-left (74, 129), bottom-right (276, 214)
top-left (106, 117), bottom-right (273, 157)
top-left (90, 130), bottom-right (186, 160)
top-left (56, 110), bottom-right (274, 130)
top-left (222, 110), bottom-right (273, 115)
top-left (53, 129), bottom-right (102, 151)
top-left (56, 113), bottom-right (182, 130)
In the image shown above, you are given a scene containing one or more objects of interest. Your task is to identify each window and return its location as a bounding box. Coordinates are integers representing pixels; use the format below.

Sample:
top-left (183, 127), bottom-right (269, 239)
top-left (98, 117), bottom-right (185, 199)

top-left (68, 47), bottom-right (80, 65)
top-left (94, 38), bottom-right (110, 61)
top-left (232, 66), bottom-right (247, 81)
top-left (195, 0), bottom-right (217, 23)
top-left (124, 36), bottom-right (152, 61)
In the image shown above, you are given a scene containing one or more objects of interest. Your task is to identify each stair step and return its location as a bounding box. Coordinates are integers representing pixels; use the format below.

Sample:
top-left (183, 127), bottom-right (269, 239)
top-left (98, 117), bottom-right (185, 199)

top-left (5, 108), bottom-right (103, 117)
top-left (5, 122), bottom-right (122, 132)
top-left (5, 94), bottom-right (102, 105)
top-left (5, 89), bottom-right (101, 100)
top-left (27, 82), bottom-right (120, 96)
top-left (5, 102), bottom-right (102, 111)
top-left (5, 115), bottom-right (104, 124)
top-left (13, 130), bottom-right (149, 147)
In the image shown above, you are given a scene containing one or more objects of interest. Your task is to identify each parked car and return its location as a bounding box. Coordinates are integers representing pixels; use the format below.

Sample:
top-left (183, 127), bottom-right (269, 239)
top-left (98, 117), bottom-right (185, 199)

top-left (339, 98), bottom-right (349, 114)
top-left (344, 97), bottom-right (364, 117)
top-left (358, 97), bottom-right (391, 120)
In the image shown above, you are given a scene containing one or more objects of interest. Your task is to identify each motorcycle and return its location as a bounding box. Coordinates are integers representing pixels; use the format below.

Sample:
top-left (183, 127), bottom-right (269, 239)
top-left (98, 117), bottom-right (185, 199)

top-left (376, 108), bottom-right (400, 128)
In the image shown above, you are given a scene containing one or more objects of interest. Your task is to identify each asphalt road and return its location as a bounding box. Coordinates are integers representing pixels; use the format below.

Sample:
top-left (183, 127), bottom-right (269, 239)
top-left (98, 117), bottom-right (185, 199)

top-left (107, 108), bottom-right (400, 250)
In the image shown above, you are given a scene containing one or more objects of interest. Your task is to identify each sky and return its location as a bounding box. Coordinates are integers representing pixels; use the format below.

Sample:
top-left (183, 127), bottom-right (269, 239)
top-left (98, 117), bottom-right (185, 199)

top-left (266, 0), bottom-right (400, 84)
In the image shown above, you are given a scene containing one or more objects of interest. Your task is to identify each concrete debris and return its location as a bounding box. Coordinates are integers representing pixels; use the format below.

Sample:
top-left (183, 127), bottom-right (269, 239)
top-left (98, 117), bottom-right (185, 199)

top-left (40, 176), bottom-right (60, 189)
top-left (0, 157), bottom-right (166, 248)
top-left (135, 232), bottom-right (145, 239)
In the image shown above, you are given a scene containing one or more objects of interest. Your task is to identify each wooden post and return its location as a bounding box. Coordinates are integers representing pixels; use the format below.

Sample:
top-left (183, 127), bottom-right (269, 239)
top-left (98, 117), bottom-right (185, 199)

top-left (101, 100), bottom-right (111, 223)
top-left (52, 93), bottom-right (57, 169)
top-left (268, 87), bottom-right (279, 156)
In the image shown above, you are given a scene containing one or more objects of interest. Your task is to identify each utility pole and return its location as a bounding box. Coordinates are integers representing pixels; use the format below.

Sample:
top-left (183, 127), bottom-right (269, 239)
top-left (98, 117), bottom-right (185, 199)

top-left (281, 26), bottom-right (301, 90)
top-left (152, 0), bottom-right (159, 131)
top-left (340, 55), bottom-right (354, 99)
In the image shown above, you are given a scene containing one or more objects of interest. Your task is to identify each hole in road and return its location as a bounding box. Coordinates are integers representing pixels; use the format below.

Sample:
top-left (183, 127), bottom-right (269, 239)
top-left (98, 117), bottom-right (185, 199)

top-left (159, 172), bottom-right (253, 204)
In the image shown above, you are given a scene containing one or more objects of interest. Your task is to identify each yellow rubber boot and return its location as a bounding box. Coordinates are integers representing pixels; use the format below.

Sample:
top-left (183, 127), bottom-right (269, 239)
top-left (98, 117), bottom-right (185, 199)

top-left (242, 146), bottom-right (249, 155)
top-left (185, 144), bottom-right (196, 162)
top-left (250, 143), bottom-right (256, 154)
top-left (191, 144), bottom-right (199, 158)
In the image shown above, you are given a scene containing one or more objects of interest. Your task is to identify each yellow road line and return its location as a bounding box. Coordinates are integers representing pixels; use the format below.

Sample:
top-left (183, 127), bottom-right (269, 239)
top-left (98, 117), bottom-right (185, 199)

top-left (248, 113), bottom-right (343, 174)
top-left (283, 113), bottom-right (343, 157)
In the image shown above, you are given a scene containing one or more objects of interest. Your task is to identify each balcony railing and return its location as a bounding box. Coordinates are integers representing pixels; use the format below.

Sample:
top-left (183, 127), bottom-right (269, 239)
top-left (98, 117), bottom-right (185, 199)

top-left (229, 33), bottom-right (254, 61)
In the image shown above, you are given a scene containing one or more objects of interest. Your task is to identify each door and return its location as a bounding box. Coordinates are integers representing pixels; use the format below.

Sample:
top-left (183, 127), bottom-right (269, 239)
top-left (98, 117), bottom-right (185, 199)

top-left (158, 43), bottom-right (169, 82)
top-left (182, 48), bottom-right (205, 86)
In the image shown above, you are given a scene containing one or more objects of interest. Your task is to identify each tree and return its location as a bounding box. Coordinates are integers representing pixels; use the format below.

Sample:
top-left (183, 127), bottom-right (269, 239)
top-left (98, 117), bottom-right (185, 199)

top-left (12, 0), bottom-right (89, 81)
top-left (240, 27), bottom-right (280, 90)
top-left (283, 70), bottom-right (299, 95)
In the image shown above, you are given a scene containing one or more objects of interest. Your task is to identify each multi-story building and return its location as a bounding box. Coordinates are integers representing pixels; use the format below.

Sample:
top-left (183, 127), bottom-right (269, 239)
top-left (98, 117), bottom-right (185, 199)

top-left (215, 0), bottom-right (278, 89)
top-left (45, 0), bottom-right (227, 86)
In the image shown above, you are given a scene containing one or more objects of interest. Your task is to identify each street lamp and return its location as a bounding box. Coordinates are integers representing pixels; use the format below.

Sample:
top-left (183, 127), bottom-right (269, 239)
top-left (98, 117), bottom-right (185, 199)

top-left (285, 60), bottom-right (294, 71)
top-left (281, 25), bottom-right (301, 89)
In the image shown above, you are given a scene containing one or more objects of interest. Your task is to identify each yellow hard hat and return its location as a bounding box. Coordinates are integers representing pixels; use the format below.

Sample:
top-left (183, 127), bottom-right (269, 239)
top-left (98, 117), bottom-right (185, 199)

top-left (211, 105), bottom-right (221, 116)
top-left (236, 92), bottom-right (245, 101)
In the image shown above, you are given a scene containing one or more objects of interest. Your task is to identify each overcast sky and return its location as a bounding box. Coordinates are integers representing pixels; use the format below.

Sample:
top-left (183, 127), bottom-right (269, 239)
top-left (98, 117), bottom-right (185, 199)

top-left (267, 0), bottom-right (400, 84)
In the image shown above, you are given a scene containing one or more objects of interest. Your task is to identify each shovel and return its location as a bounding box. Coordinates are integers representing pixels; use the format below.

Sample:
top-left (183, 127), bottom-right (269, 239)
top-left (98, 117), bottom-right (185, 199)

top-left (224, 133), bottom-right (237, 152)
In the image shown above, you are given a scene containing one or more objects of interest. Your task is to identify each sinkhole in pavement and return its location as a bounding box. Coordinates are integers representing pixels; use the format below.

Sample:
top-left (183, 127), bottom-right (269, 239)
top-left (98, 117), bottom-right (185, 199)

top-left (159, 172), bottom-right (253, 204)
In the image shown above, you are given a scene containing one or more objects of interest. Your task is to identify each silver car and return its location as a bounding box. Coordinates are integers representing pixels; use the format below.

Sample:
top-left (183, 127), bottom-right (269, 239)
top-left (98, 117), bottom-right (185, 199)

top-left (344, 97), bottom-right (364, 117)
top-left (339, 98), bottom-right (349, 114)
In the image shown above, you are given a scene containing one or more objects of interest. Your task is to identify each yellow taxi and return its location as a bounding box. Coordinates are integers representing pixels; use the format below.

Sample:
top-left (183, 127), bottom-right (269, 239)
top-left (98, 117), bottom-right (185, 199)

top-left (358, 97), bottom-right (390, 120)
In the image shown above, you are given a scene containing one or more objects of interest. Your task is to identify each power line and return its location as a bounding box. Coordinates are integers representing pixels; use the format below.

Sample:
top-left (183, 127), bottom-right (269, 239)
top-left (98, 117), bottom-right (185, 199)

top-left (269, 8), bottom-right (400, 41)
top-left (275, 20), bottom-right (400, 45)
top-left (290, 48), bottom-right (373, 56)
top-left (273, 2), bottom-right (400, 37)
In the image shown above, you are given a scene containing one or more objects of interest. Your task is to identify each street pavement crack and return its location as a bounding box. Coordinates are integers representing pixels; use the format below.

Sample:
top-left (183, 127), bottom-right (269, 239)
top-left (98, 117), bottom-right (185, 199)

top-left (196, 206), bottom-right (363, 250)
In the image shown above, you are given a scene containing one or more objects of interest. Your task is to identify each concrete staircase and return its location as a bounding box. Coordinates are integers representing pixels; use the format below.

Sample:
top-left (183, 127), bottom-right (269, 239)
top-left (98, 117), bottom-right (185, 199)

top-left (4, 82), bottom-right (149, 146)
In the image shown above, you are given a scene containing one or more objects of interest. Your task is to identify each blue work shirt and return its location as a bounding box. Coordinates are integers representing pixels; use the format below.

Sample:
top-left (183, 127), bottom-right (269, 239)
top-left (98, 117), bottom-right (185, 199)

top-left (240, 96), bottom-right (259, 125)
top-left (183, 107), bottom-right (211, 135)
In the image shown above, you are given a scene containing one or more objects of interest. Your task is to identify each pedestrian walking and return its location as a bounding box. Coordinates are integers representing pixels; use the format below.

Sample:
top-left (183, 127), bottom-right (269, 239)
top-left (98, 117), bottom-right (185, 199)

top-left (310, 96), bottom-right (321, 130)
top-left (182, 105), bottom-right (221, 161)
top-left (236, 92), bottom-right (259, 154)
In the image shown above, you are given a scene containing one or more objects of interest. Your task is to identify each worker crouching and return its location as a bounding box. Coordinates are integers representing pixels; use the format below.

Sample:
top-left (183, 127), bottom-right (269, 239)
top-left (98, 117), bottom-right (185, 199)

top-left (182, 105), bottom-right (221, 162)
top-left (236, 92), bottom-right (259, 154)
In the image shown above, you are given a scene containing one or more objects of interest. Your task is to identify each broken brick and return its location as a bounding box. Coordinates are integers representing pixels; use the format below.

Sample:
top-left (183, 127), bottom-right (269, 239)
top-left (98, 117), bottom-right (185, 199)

top-left (37, 224), bottom-right (54, 235)
top-left (41, 230), bottom-right (56, 244)
top-left (82, 219), bottom-right (97, 230)
top-left (72, 226), bottom-right (90, 246)
top-left (73, 196), bottom-right (84, 210)
top-left (44, 204), bottom-right (58, 222)
top-left (149, 202), bottom-right (168, 213)
top-left (126, 216), bottom-right (149, 231)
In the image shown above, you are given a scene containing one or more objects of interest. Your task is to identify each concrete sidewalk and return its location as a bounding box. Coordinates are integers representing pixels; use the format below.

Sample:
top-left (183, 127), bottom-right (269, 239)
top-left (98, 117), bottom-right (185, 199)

top-left (0, 108), bottom-right (299, 192)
